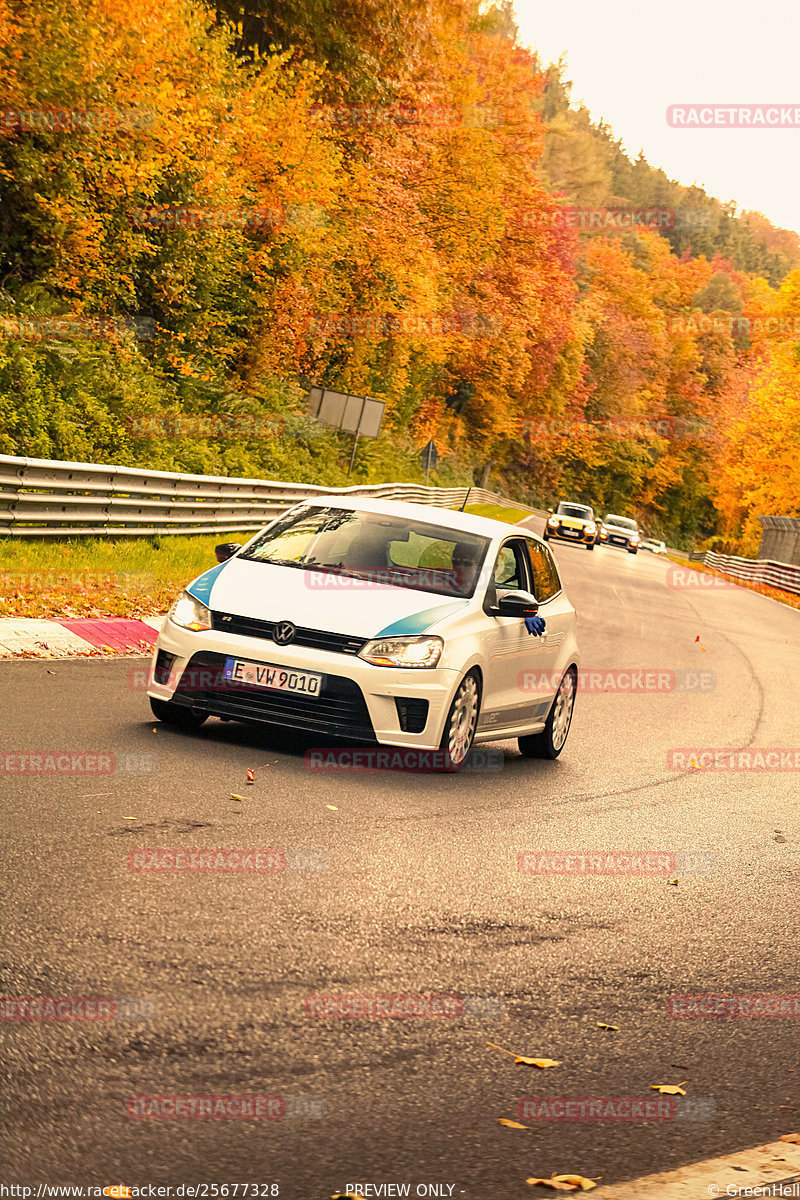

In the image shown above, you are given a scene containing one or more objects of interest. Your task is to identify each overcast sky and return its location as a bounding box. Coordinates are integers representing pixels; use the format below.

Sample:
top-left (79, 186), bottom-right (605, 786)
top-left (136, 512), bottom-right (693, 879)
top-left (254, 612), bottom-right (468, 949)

top-left (513, 0), bottom-right (800, 234)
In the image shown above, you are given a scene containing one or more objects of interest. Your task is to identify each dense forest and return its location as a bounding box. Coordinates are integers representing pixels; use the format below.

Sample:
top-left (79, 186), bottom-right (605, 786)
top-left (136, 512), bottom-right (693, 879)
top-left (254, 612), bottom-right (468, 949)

top-left (1, 0), bottom-right (798, 550)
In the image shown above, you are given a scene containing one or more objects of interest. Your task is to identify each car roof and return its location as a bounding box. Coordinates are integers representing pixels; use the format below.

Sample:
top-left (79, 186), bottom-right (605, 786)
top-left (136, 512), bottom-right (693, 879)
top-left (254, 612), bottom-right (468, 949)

top-left (291, 495), bottom-right (535, 541)
top-left (606, 513), bottom-right (635, 521)
top-left (559, 500), bottom-right (592, 509)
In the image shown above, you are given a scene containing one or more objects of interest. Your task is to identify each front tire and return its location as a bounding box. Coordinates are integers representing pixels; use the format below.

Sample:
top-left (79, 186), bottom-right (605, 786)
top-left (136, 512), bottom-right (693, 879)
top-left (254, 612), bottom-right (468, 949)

top-left (440, 670), bottom-right (481, 768)
top-left (149, 696), bottom-right (208, 729)
top-left (518, 667), bottom-right (576, 760)
top-left (586, 541), bottom-right (595, 551)
top-left (628, 547), bottom-right (638, 555)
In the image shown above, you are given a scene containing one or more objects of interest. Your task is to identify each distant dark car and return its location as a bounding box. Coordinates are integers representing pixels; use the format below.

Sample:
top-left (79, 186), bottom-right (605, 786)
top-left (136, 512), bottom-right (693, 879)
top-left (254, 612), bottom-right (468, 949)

top-left (598, 514), bottom-right (640, 554)
top-left (543, 502), bottom-right (598, 551)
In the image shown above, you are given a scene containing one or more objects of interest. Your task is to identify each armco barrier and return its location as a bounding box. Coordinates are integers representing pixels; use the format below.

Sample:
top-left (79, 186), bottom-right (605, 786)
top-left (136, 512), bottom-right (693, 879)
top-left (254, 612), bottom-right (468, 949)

top-left (695, 550), bottom-right (800, 597)
top-left (0, 454), bottom-right (540, 537)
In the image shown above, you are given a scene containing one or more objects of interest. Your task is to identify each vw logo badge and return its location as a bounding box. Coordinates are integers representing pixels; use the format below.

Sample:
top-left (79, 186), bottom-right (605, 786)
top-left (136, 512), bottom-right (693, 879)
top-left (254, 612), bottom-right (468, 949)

top-left (273, 621), bottom-right (296, 646)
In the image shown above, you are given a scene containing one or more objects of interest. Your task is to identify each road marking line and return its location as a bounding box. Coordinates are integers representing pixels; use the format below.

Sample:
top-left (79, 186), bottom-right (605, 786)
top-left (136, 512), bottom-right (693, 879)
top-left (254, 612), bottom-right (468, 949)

top-left (592, 1141), bottom-right (800, 1199)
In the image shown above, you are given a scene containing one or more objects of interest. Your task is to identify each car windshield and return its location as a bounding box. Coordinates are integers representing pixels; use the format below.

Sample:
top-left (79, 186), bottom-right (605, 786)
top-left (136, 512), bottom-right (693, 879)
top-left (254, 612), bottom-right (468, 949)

top-left (557, 503), bottom-right (593, 519)
top-left (605, 515), bottom-right (638, 530)
top-left (239, 506), bottom-right (490, 598)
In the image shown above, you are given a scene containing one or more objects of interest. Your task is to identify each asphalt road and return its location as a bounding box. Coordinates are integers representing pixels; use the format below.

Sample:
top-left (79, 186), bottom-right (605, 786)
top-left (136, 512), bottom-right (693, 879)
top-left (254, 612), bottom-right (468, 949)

top-left (2, 529), bottom-right (799, 1197)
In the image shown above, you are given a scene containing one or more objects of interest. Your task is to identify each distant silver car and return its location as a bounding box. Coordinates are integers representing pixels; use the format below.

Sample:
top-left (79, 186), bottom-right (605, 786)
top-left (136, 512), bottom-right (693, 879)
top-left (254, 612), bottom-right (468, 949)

top-left (598, 514), bottom-right (640, 554)
top-left (640, 538), bottom-right (666, 554)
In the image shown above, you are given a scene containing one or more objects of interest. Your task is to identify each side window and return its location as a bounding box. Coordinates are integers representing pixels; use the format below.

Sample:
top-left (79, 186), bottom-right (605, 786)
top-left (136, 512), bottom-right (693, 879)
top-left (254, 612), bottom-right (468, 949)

top-left (528, 541), bottom-right (561, 602)
top-left (491, 539), bottom-right (530, 591)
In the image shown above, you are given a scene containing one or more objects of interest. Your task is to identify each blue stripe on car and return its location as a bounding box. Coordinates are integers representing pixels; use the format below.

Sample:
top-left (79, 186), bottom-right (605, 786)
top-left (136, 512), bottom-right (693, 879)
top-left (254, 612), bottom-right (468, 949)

top-left (186, 561), bottom-right (228, 605)
top-left (375, 601), bottom-right (468, 637)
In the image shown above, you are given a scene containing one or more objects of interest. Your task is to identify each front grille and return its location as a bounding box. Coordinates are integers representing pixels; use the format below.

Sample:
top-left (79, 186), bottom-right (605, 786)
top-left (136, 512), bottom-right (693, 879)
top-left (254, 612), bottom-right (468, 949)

top-left (175, 653), bottom-right (375, 740)
top-left (211, 611), bottom-right (366, 656)
top-left (395, 697), bottom-right (429, 734)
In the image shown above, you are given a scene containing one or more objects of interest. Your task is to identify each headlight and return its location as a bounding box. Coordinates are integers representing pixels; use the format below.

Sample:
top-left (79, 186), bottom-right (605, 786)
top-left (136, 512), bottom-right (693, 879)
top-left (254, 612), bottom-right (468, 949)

top-left (358, 635), bottom-right (443, 668)
top-left (585, 522), bottom-right (596, 533)
top-left (169, 590), bottom-right (212, 632)
top-left (548, 516), bottom-right (559, 526)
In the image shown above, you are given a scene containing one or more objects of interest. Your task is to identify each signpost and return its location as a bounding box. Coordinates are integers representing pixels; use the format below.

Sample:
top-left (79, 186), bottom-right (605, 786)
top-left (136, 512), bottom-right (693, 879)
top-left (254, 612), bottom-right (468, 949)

top-left (420, 439), bottom-right (439, 484)
top-left (307, 387), bottom-right (386, 475)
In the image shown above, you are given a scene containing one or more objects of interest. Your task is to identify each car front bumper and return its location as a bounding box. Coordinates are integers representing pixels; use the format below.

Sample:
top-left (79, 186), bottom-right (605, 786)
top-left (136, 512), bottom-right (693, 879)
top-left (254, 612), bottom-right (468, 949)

top-left (546, 524), bottom-right (596, 545)
top-left (147, 618), bottom-right (462, 749)
top-left (599, 533), bottom-right (638, 549)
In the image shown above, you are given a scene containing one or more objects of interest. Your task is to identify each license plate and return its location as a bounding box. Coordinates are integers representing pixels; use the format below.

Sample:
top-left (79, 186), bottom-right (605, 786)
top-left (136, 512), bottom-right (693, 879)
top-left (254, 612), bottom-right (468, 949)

top-left (563, 529), bottom-right (579, 536)
top-left (223, 657), bottom-right (323, 696)
top-left (611, 536), bottom-right (625, 544)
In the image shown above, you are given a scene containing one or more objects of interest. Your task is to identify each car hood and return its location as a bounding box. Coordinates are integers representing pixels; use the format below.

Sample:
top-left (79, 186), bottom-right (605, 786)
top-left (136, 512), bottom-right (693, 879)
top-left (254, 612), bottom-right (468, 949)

top-left (557, 515), bottom-right (592, 528)
top-left (185, 558), bottom-right (471, 639)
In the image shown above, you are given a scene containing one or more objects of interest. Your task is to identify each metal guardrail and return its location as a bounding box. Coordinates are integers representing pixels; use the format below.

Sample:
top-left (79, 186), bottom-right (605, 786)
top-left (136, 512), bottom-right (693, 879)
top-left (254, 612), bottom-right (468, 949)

top-left (0, 454), bottom-right (540, 537)
top-left (691, 549), bottom-right (800, 597)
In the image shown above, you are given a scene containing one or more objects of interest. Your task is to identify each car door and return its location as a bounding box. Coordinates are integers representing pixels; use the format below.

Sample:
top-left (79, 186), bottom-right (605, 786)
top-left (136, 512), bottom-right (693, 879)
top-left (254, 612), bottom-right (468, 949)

top-left (477, 538), bottom-right (564, 736)
top-left (521, 536), bottom-right (576, 713)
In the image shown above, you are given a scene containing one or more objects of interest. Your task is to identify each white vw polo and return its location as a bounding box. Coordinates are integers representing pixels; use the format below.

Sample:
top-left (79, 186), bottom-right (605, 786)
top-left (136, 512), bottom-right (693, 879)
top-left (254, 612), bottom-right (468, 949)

top-left (147, 498), bottom-right (580, 764)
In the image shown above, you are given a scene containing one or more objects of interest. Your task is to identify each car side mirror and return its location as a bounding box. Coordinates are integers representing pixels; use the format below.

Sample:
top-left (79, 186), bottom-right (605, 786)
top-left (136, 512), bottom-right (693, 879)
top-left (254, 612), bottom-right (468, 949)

top-left (215, 542), bottom-right (242, 563)
top-left (495, 589), bottom-right (539, 617)
top-left (547, 507), bottom-right (554, 515)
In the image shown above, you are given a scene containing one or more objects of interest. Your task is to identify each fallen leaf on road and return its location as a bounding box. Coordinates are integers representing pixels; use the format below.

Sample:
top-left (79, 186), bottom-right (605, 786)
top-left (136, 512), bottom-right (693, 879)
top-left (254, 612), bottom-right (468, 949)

top-left (326, 804), bottom-right (338, 810)
top-left (525, 1175), bottom-right (598, 1191)
top-left (667, 878), bottom-right (679, 885)
top-left (487, 1042), bottom-right (561, 1067)
top-left (780, 1133), bottom-right (800, 1143)
top-left (596, 1022), bottom-right (618, 1031)
top-left (651, 1082), bottom-right (687, 1095)
top-left (246, 768), bottom-right (255, 784)
top-left (499, 1118), bottom-right (529, 1129)
top-left (230, 794), bottom-right (243, 801)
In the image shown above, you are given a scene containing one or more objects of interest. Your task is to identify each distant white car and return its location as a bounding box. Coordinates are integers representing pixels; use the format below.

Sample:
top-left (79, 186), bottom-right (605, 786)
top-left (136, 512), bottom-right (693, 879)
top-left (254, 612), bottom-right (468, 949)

top-left (147, 499), bottom-right (580, 764)
top-left (640, 538), bottom-right (666, 554)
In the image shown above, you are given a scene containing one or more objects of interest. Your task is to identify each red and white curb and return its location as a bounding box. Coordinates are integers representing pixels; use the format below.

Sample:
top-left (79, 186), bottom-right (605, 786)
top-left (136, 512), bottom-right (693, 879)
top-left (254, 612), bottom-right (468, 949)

top-left (591, 1139), bottom-right (800, 1199)
top-left (0, 616), bottom-right (164, 658)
